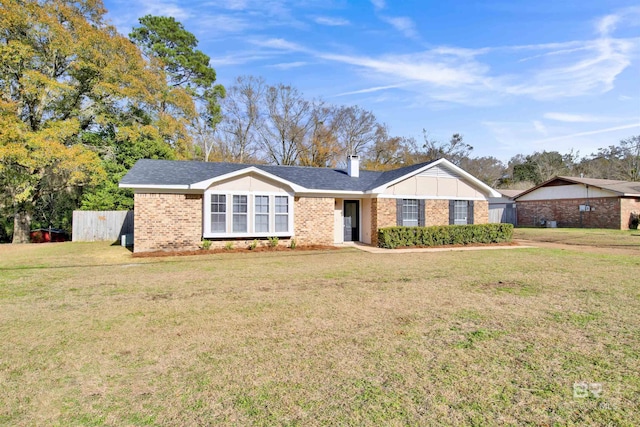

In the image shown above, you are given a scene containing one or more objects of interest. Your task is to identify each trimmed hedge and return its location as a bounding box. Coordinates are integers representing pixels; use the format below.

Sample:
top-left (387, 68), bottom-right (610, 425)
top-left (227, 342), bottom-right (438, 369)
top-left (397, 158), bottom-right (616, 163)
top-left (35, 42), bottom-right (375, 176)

top-left (378, 223), bottom-right (514, 249)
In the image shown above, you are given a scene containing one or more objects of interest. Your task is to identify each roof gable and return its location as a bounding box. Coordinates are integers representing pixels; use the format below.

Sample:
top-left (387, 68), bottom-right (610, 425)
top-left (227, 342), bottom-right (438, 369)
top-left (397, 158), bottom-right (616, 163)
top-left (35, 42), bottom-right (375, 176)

top-left (369, 158), bottom-right (501, 197)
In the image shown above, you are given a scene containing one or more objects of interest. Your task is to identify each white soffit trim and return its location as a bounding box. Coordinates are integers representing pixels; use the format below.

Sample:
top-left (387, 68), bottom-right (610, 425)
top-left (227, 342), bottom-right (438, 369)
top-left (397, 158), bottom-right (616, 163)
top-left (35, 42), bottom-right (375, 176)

top-left (118, 184), bottom-right (190, 190)
top-left (377, 194), bottom-right (488, 201)
top-left (190, 166), bottom-right (306, 192)
top-left (295, 190), bottom-right (368, 197)
top-left (370, 158), bottom-right (501, 198)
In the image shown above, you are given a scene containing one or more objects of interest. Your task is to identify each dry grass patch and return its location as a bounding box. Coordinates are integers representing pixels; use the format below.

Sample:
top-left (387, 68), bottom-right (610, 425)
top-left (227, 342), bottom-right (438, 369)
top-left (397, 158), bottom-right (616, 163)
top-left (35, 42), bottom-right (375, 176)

top-left (0, 242), bottom-right (639, 425)
top-left (514, 227), bottom-right (640, 251)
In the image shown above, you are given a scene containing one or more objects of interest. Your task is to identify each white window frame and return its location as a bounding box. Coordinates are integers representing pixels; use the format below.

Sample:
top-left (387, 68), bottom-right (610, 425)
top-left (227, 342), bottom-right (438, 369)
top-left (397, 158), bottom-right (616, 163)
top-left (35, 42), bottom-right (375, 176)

top-left (210, 194), bottom-right (226, 233)
top-left (203, 190), bottom-right (294, 238)
top-left (254, 195), bottom-right (270, 233)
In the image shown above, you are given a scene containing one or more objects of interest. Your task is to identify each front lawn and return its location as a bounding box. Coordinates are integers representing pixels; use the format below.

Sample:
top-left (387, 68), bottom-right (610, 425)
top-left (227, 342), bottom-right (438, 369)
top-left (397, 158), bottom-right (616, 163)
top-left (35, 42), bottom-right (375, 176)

top-left (514, 227), bottom-right (640, 250)
top-left (1, 242), bottom-right (638, 425)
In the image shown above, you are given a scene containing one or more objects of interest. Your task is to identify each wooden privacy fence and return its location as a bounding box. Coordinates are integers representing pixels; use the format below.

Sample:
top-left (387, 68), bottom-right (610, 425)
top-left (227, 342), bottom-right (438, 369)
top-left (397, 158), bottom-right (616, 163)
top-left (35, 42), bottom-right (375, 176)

top-left (489, 203), bottom-right (517, 225)
top-left (72, 210), bottom-right (133, 242)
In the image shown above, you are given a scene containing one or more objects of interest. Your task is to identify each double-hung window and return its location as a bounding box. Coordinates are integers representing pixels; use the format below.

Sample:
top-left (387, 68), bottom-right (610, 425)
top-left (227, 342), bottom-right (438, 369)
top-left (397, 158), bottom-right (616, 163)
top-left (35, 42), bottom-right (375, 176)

top-left (275, 196), bottom-right (289, 232)
top-left (210, 194), bottom-right (226, 232)
top-left (255, 195), bottom-right (269, 232)
top-left (449, 200), bottom-right (473, 225)
top-left (232, 195), bottom-right (248, 232)
top-left (402, 199), bottom-right (419, 227)
top-left (453, 200), bottom-right (468, 225)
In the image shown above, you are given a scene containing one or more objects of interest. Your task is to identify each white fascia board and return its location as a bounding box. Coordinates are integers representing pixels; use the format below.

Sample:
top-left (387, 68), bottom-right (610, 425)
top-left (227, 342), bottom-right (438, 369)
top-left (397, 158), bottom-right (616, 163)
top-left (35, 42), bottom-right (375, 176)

top-left (377, 194), bottom-right (488, 201)
top-left (295, 190), bottom-right (368, 197)
top-left (370, 158), bottom-right (501, 198)
top-left (189, 166), bottom-right (306, 192)
top-left (118, 183), bottom-right (190, 190)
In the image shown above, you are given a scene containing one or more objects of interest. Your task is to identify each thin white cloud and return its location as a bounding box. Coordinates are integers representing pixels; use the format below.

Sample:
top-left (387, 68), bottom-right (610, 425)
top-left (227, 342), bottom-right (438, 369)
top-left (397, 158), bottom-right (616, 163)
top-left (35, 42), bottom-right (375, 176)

top-left (318, 51), bottom-right (487, 87)
top-left (252, 38), bottom-right (307, 52)
top-left (533, 120), bottom-right (548, 136)
top-left (333, 83), bottom-right (410, 97)
top-left (543, 112), bottom-right (625, 123)
top-left (138, 0), bottom-right (191, 21)
top-left (314, 16), bottom-right (350, 26)
top-left (371, 0), bottom-right (385, 11)
top-left (268, 61), bottom-right (308, 70)
top-left (596, 14), bottom-right (620, 37)
top-left (381, 16), bottom-right (419, 39)
top-left (534, 123), bottom-right (640, 143)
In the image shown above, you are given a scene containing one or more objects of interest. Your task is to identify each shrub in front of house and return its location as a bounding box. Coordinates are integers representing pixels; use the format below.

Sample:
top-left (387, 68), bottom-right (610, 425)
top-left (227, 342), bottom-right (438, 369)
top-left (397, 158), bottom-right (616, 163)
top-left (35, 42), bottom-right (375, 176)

top-left (378, 224), bottom-right (513, 249)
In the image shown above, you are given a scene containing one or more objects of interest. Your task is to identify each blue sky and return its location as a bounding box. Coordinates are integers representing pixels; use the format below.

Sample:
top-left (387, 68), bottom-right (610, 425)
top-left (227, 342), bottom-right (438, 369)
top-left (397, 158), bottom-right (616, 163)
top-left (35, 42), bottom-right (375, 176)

top-left (103, 0), bottom-right (640, 162)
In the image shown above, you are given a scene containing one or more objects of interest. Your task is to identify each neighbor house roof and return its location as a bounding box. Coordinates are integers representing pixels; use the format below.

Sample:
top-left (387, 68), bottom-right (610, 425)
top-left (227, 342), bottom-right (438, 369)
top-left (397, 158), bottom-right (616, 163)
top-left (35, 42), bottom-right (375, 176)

top-left (120, 158), bottom-right (501, 197)
top-left (496, 189), bottom-right (524, 199)
top-left (515, 176), bottom-right (640, 199)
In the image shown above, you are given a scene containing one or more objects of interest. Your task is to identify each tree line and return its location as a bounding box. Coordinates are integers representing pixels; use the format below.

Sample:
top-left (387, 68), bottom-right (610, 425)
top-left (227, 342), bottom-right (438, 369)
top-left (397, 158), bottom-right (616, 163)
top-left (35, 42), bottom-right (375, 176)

top-left (1, 0), bottom-right (638, 242)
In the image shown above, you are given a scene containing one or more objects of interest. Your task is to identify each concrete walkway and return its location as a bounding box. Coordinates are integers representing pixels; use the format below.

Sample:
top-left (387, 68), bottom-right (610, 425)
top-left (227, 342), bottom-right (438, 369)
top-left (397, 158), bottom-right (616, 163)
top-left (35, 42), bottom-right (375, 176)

top-left (339, 241), bottom-right (535, 254)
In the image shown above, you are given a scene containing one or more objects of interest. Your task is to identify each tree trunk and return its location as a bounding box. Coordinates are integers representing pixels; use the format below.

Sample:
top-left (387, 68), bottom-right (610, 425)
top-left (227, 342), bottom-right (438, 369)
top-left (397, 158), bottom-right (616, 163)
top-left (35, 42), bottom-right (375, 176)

top-left (12, 212), bottom-right (31, 243)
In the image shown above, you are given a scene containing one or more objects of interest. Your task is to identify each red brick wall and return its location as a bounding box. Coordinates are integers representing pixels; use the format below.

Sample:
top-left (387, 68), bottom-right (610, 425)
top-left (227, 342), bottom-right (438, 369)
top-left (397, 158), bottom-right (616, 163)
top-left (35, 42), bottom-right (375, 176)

top-left (620, 197), bottom-right (640, 230)
top-left (134, 193), bottom-right (203, 253)
top-left (425, 200), bottom-right (449, 226)
top-left (371, 198), bottom-right (396, 246)
top-left (294, 197), bottom-right (334, 245)
top-left (474, 200), bottom-right (489, 224)
top-left (517, 197), bottom-right (621, 229)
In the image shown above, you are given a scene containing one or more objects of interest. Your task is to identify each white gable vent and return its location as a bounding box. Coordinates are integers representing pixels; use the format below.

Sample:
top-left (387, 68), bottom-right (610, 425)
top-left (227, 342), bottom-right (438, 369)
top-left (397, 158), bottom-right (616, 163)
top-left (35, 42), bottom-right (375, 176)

top-left (419, 165), bottom-right (461, 179)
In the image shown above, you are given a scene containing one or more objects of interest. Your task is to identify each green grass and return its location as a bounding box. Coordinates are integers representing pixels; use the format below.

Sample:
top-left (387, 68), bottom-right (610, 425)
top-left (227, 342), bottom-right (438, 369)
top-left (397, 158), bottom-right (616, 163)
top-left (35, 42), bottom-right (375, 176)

top-left (0, 241), bottom-right (639, 425)
top-left (514, 227), bottom-right (640, 250)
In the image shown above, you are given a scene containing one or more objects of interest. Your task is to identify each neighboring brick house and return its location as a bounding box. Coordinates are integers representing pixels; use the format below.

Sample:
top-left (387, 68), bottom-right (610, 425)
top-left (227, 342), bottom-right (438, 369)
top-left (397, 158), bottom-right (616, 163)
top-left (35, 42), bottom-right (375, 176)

top-left (120, 157), bottom-right (500, 252)
top-left (515, 176), bottom-right (640, 230)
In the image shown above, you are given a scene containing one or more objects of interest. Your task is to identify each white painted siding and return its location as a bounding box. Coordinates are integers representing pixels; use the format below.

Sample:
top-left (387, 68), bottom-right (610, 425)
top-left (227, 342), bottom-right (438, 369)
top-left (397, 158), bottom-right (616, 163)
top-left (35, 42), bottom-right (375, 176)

top-left (207, 174), bottom-right (291, 193)
top-left (517, 184), bottom-right (615, 201)
top-left (384, 176), bottom-right (485, 199)
top-left (361, 198), bottom-right (372, 245)
top-left (334, 198), bottom-right (344, 244)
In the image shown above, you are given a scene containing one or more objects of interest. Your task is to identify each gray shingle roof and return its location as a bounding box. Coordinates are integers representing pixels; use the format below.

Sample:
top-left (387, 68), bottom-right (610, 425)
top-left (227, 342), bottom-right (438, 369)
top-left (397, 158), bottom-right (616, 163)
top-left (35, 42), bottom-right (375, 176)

top-left (119, 159), bottom-right (438, 192)
top-left (515, 176), bottom-right (640, 198)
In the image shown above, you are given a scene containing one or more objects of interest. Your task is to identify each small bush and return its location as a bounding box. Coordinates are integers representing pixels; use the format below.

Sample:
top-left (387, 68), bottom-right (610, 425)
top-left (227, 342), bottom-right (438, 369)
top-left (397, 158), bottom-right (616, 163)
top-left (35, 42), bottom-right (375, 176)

top-left (249, 239), bottom-right (258, 250)
top-left (267, 236), bottom-right (279, 248)
top-left (289, 238), bottom-right (297, 249)
top-left (630, 212), bottom-right (639, 230)
top-left (378, 224), bottom-right (513, 249)
top-left (201, 239), bottom-right (212, 250)
top-left (224, 242), bottom-right (234, 250)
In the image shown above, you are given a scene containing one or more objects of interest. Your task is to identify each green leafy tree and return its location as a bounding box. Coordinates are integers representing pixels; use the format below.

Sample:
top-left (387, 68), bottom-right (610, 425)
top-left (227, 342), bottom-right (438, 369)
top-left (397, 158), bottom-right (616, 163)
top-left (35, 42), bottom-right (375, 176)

top-left (0, 0), bottom-right (190, 242)
top-left (130, 15), bottom-right (225, 160)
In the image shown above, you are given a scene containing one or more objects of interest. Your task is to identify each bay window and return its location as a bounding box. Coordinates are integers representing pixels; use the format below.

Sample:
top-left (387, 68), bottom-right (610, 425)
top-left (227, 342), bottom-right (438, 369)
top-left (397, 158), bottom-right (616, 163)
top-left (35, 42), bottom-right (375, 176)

top-left (203, 192), bottom-right (293, 237)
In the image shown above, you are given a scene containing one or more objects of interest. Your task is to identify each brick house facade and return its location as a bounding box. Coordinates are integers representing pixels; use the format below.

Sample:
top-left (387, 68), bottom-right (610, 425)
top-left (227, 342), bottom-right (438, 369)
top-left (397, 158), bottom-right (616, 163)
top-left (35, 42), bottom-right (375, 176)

top-left (515, 177), bottom-right (640, 230)
top-left (121, 157), bottom-right (500, 252)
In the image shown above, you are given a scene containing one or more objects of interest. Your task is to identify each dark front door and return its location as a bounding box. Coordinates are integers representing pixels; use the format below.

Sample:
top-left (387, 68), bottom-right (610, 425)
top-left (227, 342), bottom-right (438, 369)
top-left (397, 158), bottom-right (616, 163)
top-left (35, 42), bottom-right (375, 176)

top-left (343, 200), bottom-right (359, 242)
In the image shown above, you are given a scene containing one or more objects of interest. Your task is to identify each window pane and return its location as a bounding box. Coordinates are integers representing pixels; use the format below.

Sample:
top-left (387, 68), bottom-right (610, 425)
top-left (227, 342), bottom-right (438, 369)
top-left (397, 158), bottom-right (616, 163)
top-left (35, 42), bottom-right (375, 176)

top-left (211, 194), bottom-right (226, 232)
top-left (255, 214), bottom-right (269, 232)
top-left (233, 195), bottom-right (248, 232)
top-left (211, 214), bottom-right (225, 232)
top-left (454, 200), bottom-right (468, 224)
top-left (233, 214), bottom-right (247, 232)
top-left (402, 199), bottom-right (419, 227)
top-left (275, 196), bottom-right (288, 213)
top-left (275, 215), bottom-right (288, 232)
top-left (233, 195), bottom-right (247, 213)
top-left (255, 196), bottom-right (269, 214)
